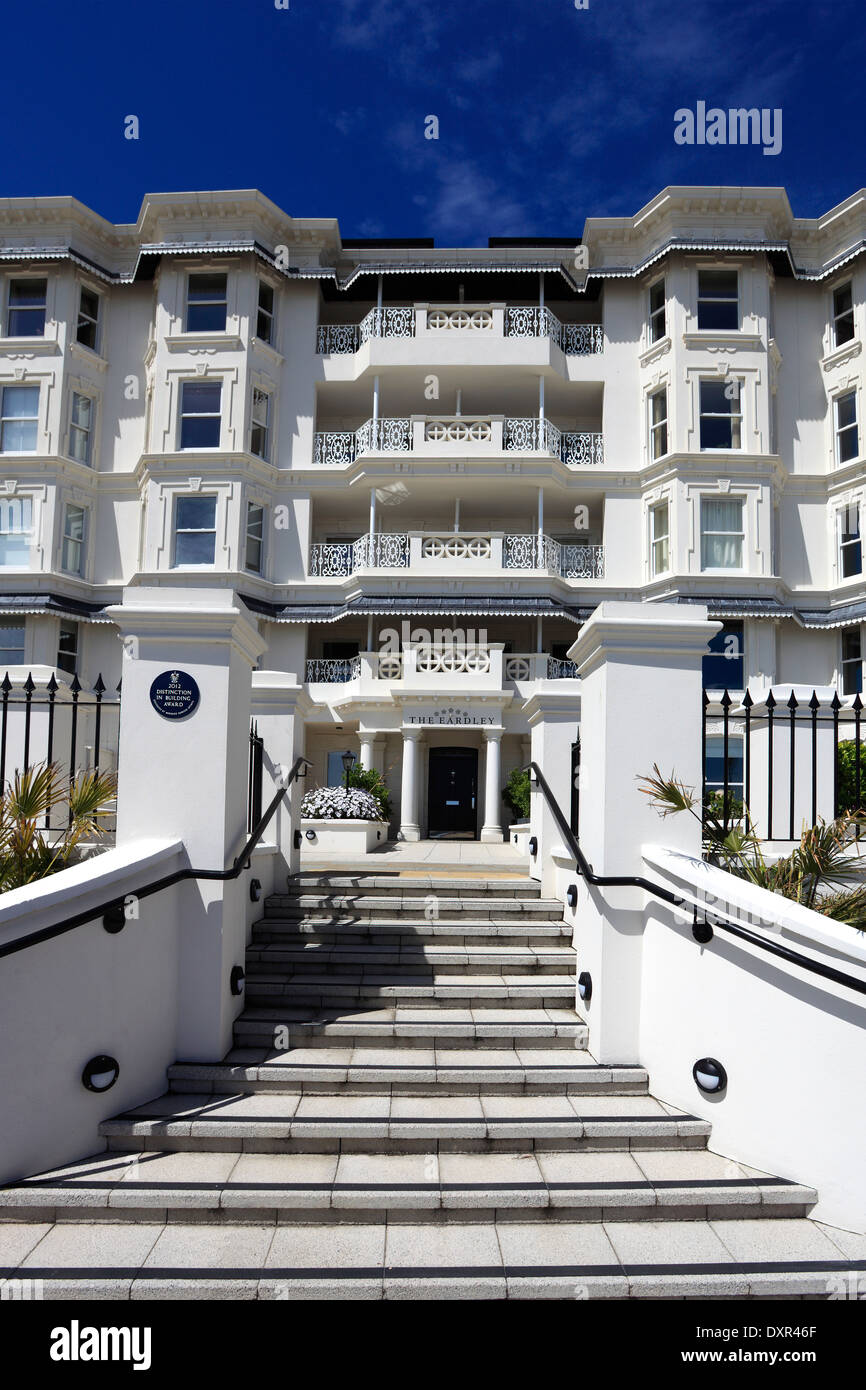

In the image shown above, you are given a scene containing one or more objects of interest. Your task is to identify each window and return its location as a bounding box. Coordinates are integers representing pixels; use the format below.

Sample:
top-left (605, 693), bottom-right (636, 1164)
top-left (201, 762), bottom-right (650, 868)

top-left (250, 388), bottom-right (270, 460)
top-left (841, 627), bottom-right (862, 695)
top-left (648, 280), bottom-right (666, 343)
top-left (245, 502), bottom-right (265, 573)
top-left (703, 621), bottom-right (745, 689)
top-left (179, 381), bottom-right (221, 449)
top-left (700, 378), bottom-right (742, 450)
top-left (69, 392), bottom-right (94, 465)
top-left (6, 278), bottom-right (47, 337)
top-left (650, 502), bottom-right (669, 575)
top-left (185, 273), bottom-right (227, 332)
top-left (649, 388), bottom-right (668, 459)
top-left (327, 751), bottom-right (349, 787)
top-left (697, 269), bottom-right (739, 331)
top-left (833, 284), bottom-right (855, 348)
top-left (76, 287), bottom-right (100, 351)
top-left (705, 734), bottom-right (745, 814)
top-left (0, 621), bottom-right (24, 668)
top-left (835, 391), bottom-right (859, 465)
top-left (61, 503), bottom-right (86, 576)
top-left (57, 621), bottom-right (79, 675)
top-left (174, 494), bottom-right (217, 565)
top-left (838, 505), bottom-right (862, 579)
top-left (701, 496), bottom-right (744, 570)
top-left (256, 281), bottom-right (275, 344)
top-left (0, 496), bottom-right (33, 566)
top-left (0, 385), bottom-right (39, 452)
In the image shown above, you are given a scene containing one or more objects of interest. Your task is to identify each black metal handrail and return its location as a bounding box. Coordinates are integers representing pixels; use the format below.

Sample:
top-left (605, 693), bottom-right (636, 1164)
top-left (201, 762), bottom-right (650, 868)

top-left (526, 761), bottom-right (684, 908)
top-left (528, 760), bottom-right (866, 999)
top-left (0, 755), bottom-right (311, 960)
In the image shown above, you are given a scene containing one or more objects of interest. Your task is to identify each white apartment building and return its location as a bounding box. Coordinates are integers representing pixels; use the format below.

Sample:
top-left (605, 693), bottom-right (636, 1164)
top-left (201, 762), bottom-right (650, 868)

top-left (0, 184), bottom-right (864, 841)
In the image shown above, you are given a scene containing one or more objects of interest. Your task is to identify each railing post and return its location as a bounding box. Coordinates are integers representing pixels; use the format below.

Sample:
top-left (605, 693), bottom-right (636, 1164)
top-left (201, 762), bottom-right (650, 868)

top-left (566, 601), bottom-right (719, 1062)
top-left (105, 587), bottom-right (267, 1060)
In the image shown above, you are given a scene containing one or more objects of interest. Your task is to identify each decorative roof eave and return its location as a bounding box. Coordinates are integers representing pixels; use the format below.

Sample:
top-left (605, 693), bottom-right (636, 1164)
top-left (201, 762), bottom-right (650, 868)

top-left (0, 593), bottom-right (116, 623)
top-left (337, 261), bottom-right (585, 292)
top-left (587, 238), bottom-right (792, 281)
top-left (242, 594), bottom-right (588, 625)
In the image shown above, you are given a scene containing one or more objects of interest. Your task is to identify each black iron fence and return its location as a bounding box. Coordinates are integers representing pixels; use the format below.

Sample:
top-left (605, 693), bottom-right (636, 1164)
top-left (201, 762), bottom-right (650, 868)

top-left (248, 720), bottom-right (264, 834)
top-left (702, 687), bottom-right (864, 841)
top-left (0, 672), bottom-right (121, 829)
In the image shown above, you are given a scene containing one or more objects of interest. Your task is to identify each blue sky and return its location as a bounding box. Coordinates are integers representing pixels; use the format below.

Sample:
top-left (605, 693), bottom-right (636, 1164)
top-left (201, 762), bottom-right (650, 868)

top-left (3, 0), bottom-right (864, 243)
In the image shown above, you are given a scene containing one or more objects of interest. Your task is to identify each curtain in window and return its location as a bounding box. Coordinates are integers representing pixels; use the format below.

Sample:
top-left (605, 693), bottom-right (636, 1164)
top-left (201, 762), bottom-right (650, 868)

top-left (702, 497), bottom-right (743, 568)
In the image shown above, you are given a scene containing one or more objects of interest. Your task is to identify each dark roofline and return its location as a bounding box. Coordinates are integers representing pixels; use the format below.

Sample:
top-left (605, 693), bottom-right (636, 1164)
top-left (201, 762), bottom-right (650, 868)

top-left (341, 238), bottom-right (435, 249)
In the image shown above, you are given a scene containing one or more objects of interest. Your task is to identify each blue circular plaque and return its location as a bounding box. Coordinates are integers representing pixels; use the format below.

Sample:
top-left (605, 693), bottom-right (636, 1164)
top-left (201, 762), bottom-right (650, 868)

top-left (149, 669), bottom-right (200, 720)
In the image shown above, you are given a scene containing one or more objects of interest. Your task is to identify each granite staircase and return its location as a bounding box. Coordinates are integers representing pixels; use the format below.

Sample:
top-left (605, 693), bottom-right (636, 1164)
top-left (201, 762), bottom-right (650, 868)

top-left (1, 870), bottom-right (863, 1299)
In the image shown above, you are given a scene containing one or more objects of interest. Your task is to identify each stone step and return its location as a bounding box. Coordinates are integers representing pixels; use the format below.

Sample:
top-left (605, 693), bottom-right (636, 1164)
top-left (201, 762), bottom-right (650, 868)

top-left (3, 1214), bottom-right (860, 1300)
top-left (233, 1006), bottom-right (589, 1050)
top-left (253, 920), bottom-right (573, 945)
top-left (166, 1049), bottom-right (646, 1097)
top-left (99, 1091), bottom-right (712, 1155)
top-left (267, 898), bottom-right (567, 921)
top-left (0, 1148), bottom-right (817, 1228)
top-left (244, 974), bottom-right (578, 1010)
top-left (244, 946), bottom-right (576, 977)
top-left (282, 876), bottom-right (543, 897)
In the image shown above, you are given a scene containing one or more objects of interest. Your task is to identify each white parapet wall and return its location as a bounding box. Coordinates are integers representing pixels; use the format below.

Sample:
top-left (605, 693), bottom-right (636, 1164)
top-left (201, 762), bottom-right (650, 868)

top-left (0, 840), bottom-right (186, 1186)
top-left (639, 845), bottom-right (866, 1234)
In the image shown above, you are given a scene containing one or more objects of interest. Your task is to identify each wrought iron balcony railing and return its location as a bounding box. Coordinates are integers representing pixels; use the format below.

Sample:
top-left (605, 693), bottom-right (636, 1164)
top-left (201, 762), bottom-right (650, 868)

top-left (305, 649), bottom-right (580, 685)
top-left (308, 531), bottom-right (604, 580)
top-left (313, 416), bottom-right (604, 467)
top-left (316, 304), bottom-right (602, 355)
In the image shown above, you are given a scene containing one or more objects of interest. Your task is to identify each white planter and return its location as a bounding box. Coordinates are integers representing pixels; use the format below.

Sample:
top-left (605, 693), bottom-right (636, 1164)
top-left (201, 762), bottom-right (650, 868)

top-left (508, 822), bottom-right (531, 854)
top-left (301, 818), bottom-right (390, 853)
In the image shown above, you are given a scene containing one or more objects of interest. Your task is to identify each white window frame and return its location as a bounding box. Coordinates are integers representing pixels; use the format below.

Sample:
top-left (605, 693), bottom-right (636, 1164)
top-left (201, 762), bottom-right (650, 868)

top-left (832, 282), bottom-right (855, 349)
top-left (648, 278), bottom-right (666, 344)
top-left (256, 280), bottom-right (275, 345)
top-left (835, 389), bottom-right (859, 466)
top-left (76, 285), bottom-right (101, 352)
top-left (0, 495), bottom-right (33, 568)
top-left (57, 620), bottom-right (79, 675)
top-left (61, 502), bottom-right (87, 577)
top-left (68, 390), bottom-right (95, 466)
top-left (649, 386), bottom-right (668, 460)
top-left (245, 501), bottom-right (265, 574)
top-left (649, 501), bottom-right (670, 576)
top-left (0, 383), bottom-right (39, 453)
top-left (0, 619), bottom-right (26, 669)
top-left (837, 503), bottom-right (862, 580)
top-left (173, 493), bottom-right (218, 568)
top-left (250, 387), bottom-right (271, 461)
top-left (696, 268), bottom-right (740, 332)
top-left (178, 380), bottom-right (222, 451)
top-left (185, 272), bottom-right (228, 334)
top-left (5, 275), bottom-right (48, 338)
top-left (841, 626), bottom-right (863, 696)
top-left (699, 377), bottom-right (743, 451)
top-left (700, 495), bottom-right (745, 572)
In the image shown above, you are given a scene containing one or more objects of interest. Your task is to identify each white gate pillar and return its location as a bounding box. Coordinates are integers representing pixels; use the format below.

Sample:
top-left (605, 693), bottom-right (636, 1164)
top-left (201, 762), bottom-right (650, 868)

top-left (251, 672), bottom-right (312, 883)
top-left (480, 729), bottom-right (504, 842)
top-left (567, 601), bottom-right (718, 1062)
top-left (526, 692), bottom-right (580, 894)
top-left (107, 586), bottom-right (267, 1061)
top-left (398, 729), bottom-right (422, 840)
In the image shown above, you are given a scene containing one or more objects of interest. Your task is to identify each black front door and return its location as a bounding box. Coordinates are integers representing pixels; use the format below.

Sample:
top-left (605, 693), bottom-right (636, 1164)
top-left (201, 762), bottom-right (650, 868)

top-left (427, 746), bottom-right (478, 839)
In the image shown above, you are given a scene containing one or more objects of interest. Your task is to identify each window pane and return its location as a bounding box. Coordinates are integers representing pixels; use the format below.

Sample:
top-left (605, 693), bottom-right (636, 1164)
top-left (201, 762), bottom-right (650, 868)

top-left (697, 270), bottom-right (738, 331)
top-left (176, 495), bottom-right (216, 529)
top-left (187, 302), bottom-right (227, 332)
top-left (181, 382), bottom-right (221, 414)
top-left (9, 279), bottom-right (47, 307)
top-left (71, 393), bottom-right (92, 428)
top-left (0, 622), bottom-right (25, 664)
top-left (175, 530), bottom-right (216, 564)
top-left (3, 386), bottom-right (39, 418)
top-left (187, 273), bottom-right (227, 301)
top-left (703, 622), bottom-right (744, 687)
top-left (837, 393), bottom-right (857, 430)
top-left (1, 420), bottom-right (37, 451)
top-left (180, 415), bottom-right (220, 448)
top-left (65, 505), bottom-right (85, 541)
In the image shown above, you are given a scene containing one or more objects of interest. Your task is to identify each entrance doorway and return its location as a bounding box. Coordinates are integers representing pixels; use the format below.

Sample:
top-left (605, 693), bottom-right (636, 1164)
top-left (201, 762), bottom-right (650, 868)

top-left (427, 746), bottom-right (478, 839)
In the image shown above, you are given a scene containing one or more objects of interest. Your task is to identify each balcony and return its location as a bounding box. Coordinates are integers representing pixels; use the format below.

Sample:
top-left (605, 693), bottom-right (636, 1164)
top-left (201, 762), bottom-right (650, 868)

top-left (316, 304), bottom-right (603, 356)
top-left (308, 531), bottom-right (604, 580)
top-left (304, 647), bottom-right (579, 685)
top-left (312, 415), bottom-right (604, 467)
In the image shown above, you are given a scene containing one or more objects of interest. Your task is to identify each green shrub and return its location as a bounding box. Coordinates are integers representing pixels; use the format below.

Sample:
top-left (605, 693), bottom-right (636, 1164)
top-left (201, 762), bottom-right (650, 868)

top-left (0, 761), bottom-right (117, 892)
top-left (346, 764), bottom-right (393, 821)
top-left (502, 767), bottom-right (531, 821)
top-left (837, 739), bottom-right (866, 813)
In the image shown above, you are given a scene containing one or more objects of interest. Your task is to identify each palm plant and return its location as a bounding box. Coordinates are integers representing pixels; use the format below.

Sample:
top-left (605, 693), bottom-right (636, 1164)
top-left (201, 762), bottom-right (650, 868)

top-left (639, 763), bottom-right (866, 930)
top-left (0, 761), bottom-right (118, 892)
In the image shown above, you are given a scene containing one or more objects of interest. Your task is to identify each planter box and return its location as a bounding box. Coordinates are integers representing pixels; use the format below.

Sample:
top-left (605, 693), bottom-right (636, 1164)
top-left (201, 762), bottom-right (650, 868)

top-left (508, 822), bottom-right (531, 855)
top-left (301, 818), bottom-right (390, 854)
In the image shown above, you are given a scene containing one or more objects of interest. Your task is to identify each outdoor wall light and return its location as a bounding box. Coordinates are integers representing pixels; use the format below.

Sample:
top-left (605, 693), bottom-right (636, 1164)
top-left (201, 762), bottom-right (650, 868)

top-left (692, 907), bottom-right (713, 944)
top-left (102, 902), bottom-right (126, 935)
top-left (529, 836), bottom-right (538, 856)
top-left (577, 971), bottom-right (592, 1002)
top-left (566, 884), bottom-right (578, 909)
top-left (230, 966), bottom-right (245, 996)
top-left (305, 829), bottom-right (316, 841)
top-left (82, 1055), bottom-right (120, 1093)
top-left (249, 878), bottom-right (262, 903)
top-left (693, 1057), bottom-right (727, 1094)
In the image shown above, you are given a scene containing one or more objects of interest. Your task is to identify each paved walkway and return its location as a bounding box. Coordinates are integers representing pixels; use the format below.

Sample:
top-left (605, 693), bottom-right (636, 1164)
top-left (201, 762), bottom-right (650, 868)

top-left (300, 838), bottom-right (530, 876)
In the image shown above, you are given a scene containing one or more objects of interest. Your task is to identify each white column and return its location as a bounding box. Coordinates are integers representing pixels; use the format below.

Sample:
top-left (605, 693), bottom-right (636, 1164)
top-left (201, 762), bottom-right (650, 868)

top-left (359, 732), bottom-right (376, 769)
top-left (537, 484), bottom-right (544, 567)
top-left (369, 487), bottom-right (377, 537)
top-left (398, 729), bottom-right (422, 840)
top-left (372, 374), bottom-right (380, 425)
top-left (454, 498), bottom-right (461, 533)
top-left (480, 729), bottom-right (504, 843)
